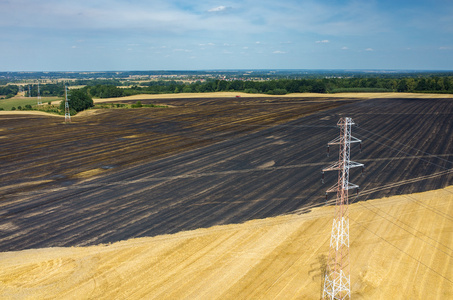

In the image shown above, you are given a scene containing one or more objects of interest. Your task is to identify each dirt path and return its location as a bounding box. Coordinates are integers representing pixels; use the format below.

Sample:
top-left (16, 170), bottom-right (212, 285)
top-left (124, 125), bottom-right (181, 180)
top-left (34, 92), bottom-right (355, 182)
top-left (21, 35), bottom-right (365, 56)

top-left (1, 186), bottom-right (451, 299)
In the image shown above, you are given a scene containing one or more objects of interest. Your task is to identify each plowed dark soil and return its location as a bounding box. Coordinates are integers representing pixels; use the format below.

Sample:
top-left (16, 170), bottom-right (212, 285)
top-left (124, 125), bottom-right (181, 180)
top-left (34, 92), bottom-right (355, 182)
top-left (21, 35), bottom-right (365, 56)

top-left (1, 97), bottom-right (452, 251)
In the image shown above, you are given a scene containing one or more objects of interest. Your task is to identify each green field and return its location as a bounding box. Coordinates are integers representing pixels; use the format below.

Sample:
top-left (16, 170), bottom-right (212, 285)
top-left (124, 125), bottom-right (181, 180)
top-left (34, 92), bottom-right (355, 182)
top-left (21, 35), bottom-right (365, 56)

top-left (0, 97), bottom-right (61, 110)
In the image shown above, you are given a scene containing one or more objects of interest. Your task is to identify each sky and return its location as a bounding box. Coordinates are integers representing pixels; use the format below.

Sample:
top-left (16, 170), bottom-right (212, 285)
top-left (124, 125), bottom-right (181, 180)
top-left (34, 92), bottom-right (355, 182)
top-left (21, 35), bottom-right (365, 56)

top-left (1, 0), bottom-right (452, 71)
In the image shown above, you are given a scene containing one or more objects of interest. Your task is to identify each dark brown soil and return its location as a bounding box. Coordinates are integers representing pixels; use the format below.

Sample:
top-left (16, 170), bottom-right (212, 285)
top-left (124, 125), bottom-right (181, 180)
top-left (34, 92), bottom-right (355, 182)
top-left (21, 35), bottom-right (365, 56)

top-left (1, 97), bottom-right (452, 251)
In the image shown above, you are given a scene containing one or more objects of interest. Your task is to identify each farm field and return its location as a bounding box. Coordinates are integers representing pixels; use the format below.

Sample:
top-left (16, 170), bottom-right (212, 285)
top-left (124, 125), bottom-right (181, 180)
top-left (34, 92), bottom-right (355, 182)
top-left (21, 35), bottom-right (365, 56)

top-left (0, 96), bottom-right (452, 252)
top-left (0, 96), bottom-right (349, 199)
top-left (96, 91), bottom-right (453, 102)
top-left (0, 94), bottom-right (452, 299)
top-left (0, 186), bottom-right (451, 299)
top-left (0, 97), bottom-right (41, 111)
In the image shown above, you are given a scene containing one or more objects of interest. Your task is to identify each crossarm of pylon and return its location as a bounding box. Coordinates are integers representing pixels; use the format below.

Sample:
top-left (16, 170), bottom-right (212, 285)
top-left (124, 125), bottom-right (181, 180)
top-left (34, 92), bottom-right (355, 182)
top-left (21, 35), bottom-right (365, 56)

top-left (323, 161), bottom-right (341, 172)
top-left (328, 135), bottom-right (361, 145)
top-left (326, 184), bottom-right (338, 193)
top-left (348, 161), bottom-right (364, 168)
top-left (323, 161), bottom-right (364, 172)
top-left (327, 136), bottom-right (341, 145)
top-left (350, 136), bottom-right (361, 144)
top-left (325, 182), bottom-right (359, 193)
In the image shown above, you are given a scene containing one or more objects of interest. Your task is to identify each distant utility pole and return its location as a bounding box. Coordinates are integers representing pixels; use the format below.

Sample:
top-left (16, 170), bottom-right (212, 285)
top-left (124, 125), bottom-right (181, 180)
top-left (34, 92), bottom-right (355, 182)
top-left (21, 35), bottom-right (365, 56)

top-left (64, 85), bottom-right (71, 123)
top-left (37, 81), bottom-right (42, 105)
top-left (322, 117), bottom-right (363, 300)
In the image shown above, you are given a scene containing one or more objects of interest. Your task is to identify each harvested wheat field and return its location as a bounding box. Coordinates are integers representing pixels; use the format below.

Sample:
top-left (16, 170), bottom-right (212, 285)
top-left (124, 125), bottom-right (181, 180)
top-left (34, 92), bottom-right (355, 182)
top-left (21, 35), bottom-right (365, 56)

top-left (1, 186), bottom-right (451, 300)
top-left (96, 92), bottom-right (453, 103)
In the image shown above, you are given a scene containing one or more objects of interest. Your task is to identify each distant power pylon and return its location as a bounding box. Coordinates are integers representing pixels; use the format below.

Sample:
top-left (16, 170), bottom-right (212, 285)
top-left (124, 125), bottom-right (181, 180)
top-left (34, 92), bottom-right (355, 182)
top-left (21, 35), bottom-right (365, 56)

top-left (37, 81), bottom-right (42, 105)
top-left (28, 85), bottom-right (31, 98)
top-left (322, 117), bottom-right (363, 300)
top-left (64, 85), bottom-right (71, 123)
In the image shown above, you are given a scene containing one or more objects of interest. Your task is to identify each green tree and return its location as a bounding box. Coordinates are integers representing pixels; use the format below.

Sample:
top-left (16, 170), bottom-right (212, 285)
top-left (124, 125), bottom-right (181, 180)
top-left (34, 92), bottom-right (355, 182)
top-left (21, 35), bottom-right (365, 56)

top-left (397, 79), bottom-right (408, 92)
top-left (216, 80), bottom-right (228, 91)
top-left (182, 86), bottom-right (192, 93)
top-left (131, 101), bottom-right (143, 108)
top-left (60, 89), bottom-right (94, 113)
top-left (89, 85), bottom-right (124, 98)
top-left (406, 79), bottom-right (417, 92)
top-left (311, 81), bottom-right (326, 93)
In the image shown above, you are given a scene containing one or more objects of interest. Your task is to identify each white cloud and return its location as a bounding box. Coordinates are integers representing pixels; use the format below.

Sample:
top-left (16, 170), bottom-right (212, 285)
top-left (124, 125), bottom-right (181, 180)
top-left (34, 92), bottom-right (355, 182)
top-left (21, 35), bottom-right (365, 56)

top-left (316, 40), bottom-right (329, 43)
top-left (365, 48), bottom-right (374, 51)
top-left (208, 6), bottom-right (232, 13)
top-left (341, 46), bottom-right (349, 50)
top-left (273, 50), bottom-right (286, 54)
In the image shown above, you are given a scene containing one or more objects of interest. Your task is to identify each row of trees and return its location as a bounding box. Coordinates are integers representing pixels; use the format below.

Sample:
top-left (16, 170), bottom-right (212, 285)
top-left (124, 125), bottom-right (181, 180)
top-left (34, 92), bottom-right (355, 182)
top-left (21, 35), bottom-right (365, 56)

top-left (2, 76), bottom-right (453, 101)
top-left (325, 77), bottom-right (453, 93)
top-left (101, 76), bottom-right (453, 96)
top-left (26, 84), bottom-right (65, 97)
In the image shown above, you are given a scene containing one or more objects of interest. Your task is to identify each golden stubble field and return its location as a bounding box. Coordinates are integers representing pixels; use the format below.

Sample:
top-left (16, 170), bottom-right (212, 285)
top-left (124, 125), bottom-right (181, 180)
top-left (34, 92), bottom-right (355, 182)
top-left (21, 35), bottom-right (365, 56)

top-left (1, 186), bottom-right (451, 299)
top-left (94, 91), bottom-right (453, 103)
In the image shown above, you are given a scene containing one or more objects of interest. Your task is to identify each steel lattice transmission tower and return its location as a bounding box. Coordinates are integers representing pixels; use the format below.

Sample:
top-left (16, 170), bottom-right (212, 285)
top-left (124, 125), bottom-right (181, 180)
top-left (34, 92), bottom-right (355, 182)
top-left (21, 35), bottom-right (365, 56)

top-left (64, 85), bottom-right (71, 123)
top-left (322, 117), bottom-right (363, 300)
top-left (37, 81), bottom-right (42, 105)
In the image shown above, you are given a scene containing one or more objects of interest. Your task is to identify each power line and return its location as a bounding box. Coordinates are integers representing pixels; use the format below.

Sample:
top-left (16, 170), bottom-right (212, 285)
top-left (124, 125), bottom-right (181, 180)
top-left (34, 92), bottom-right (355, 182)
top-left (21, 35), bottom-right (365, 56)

top-left (349, 213), bottom-right (453, 285)
top-left (353, 197), bottom-right (453, 259)
top-left (354, 123), bottom-right (452, 204)
top-left (356, 126), bottom-right (453, 168)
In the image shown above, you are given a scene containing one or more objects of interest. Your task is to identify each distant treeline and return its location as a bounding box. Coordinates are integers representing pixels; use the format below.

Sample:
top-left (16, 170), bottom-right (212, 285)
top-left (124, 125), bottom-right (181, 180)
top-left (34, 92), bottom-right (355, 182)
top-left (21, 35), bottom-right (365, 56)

top-left (24, 84), bottom-right (66, 97)
top-left (0, 85), bottom-right (19, 98)
top-left (86, 76), bottom-right (453, 98)
top-left (2, 76), bottom-right (453, 99)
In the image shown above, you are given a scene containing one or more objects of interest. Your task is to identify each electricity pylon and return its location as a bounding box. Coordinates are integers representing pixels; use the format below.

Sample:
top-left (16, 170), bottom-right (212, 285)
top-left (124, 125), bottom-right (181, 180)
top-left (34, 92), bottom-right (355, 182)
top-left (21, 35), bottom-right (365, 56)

top-left (37, 81), bottom-right (42, 105)
top-left (64, 85), bottom-right (71, 123)
top-left (322, 117), bottom-right (363, 300)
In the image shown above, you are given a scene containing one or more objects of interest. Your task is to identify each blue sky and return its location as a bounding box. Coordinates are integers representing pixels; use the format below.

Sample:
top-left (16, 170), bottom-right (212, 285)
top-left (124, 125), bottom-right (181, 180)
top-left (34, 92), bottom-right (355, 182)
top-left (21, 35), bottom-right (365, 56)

top-left (1, 0), bottom-right (452, 71)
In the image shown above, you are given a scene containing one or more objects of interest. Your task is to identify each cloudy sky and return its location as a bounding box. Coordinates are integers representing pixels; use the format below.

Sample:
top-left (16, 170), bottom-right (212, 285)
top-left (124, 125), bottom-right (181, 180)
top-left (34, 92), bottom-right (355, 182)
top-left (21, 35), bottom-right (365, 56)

top-left (1, 0), bottom-right (452, 71)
